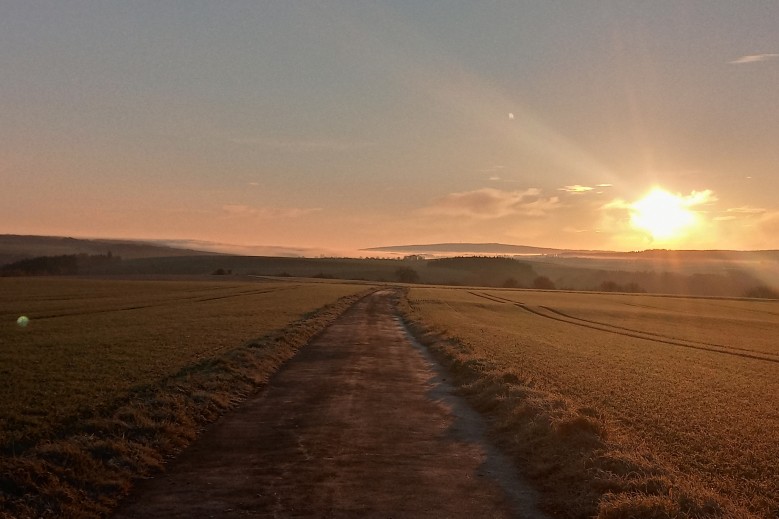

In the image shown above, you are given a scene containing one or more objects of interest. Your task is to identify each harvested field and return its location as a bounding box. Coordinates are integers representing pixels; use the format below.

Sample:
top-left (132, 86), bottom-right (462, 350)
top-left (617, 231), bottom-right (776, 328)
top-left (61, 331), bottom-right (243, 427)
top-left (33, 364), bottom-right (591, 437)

top-left (0, 277), bottom-right (372, 518)
top-left (403, 287), bottom-right (779, 518)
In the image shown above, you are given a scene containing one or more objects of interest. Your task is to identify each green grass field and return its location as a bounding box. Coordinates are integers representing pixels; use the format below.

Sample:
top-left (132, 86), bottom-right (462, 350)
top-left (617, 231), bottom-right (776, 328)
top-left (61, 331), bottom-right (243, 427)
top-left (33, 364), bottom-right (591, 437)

top-left (404, 287), bottom-right (779, 518)
top-left (0, 277), bottom-right (372, 518)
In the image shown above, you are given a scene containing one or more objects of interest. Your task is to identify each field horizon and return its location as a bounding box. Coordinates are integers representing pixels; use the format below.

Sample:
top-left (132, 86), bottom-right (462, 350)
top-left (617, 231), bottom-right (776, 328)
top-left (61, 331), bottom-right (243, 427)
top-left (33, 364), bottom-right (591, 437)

top-left (4, 234), bottom-right (779, 300)
top-left (6, 233), bottom-right (779, 260)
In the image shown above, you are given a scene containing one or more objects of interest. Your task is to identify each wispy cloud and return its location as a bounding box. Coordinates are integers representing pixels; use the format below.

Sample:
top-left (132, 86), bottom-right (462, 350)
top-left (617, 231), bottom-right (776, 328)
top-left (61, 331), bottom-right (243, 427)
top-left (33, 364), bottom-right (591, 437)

top-left (684, 189), bottom-right (718, 206)
top-left (716, 206), bottom-right (767, 221)
top-left (222, 204), bottom-right (322, 219)
top-left (596, 183), bottom-right (613, 187)
top-left (229, 137), bottom-right (373, 152)
top-left (422, 188), bottom-right (559, 219)
top-left (726, 206), bottom-right (766, 215)
top-left (559, 185), bottom-right (594, 194)
top-left (477, 165), bottom-right (505, 173)
top-left (729, 53), bottom-right (779, 64)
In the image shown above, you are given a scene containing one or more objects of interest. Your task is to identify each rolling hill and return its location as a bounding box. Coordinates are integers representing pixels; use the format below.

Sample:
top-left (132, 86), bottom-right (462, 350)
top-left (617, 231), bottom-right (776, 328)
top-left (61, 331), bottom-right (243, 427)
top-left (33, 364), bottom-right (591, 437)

top-left (0, 235), bottom-right (220, 267)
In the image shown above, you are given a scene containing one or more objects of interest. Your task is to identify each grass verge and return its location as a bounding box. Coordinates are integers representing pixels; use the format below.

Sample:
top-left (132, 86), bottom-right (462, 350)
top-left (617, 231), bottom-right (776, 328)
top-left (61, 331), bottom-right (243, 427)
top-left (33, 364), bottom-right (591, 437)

top-left (0, 288), bottom-right (373, 519)
top-left (398, 289), bottom-right (758, 519)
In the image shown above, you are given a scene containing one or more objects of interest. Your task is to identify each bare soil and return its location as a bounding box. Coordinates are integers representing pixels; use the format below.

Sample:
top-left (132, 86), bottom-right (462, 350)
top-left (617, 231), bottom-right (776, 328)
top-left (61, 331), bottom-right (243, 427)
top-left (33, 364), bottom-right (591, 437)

top-left (112, 289), bottom-right (546, 518)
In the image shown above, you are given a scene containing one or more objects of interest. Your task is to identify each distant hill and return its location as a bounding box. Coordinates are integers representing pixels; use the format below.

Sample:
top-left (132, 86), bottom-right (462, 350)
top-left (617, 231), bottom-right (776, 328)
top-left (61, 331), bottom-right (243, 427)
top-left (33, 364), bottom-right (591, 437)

top-left (3, 236), bottom-right (778, 297)
top-left (362, 242), bottom-right (779, 291)
top-left (363, 242), bottom-right (570, 255)
top-left (364, 242), bottom-right (779, 261)
top-left (0, 235), bottom-right (220, 267)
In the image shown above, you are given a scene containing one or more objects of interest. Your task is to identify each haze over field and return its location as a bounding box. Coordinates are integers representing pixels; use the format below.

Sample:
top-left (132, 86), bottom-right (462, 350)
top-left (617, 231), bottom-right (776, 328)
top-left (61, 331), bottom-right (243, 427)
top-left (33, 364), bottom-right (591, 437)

top-left (2, 2), bottom-right (778, 252)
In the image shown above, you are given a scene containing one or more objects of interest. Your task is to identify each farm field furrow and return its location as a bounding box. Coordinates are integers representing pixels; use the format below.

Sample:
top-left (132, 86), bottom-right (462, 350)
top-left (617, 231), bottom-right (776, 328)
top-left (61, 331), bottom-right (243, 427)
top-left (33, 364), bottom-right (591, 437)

top-left (479, 290), bottom-right (779, 357)
top-left (470, 291), bottom-right (779, 363)
top-left (406, 287), bottom-right (779, 518)
top-left (0, 278), bottom-right (368, 450)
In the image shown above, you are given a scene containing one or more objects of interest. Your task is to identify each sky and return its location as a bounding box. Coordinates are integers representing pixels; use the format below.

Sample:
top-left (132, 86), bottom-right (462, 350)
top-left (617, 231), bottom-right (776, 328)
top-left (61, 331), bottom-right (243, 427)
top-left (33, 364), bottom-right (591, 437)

top-left (1, 1), bottom-right (778, 254)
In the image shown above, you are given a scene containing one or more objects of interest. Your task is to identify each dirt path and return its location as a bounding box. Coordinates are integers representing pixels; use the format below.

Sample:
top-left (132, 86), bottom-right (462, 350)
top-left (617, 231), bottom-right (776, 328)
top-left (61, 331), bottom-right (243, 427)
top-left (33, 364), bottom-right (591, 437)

top-left (113, 290), bottom-right (546, 518)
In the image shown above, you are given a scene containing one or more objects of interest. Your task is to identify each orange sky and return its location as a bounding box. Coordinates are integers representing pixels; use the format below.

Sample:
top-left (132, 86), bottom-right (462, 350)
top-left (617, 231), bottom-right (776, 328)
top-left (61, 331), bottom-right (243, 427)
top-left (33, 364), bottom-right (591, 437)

top-left (2, 2), bottom-right (778, 253)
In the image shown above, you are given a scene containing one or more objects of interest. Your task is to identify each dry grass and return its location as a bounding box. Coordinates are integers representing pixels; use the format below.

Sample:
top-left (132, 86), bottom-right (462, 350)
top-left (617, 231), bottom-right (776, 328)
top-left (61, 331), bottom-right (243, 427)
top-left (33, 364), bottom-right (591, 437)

top-left (0, 277), bottom-right (373, 518)
top-left (401, 287), bottom-right (778, 518)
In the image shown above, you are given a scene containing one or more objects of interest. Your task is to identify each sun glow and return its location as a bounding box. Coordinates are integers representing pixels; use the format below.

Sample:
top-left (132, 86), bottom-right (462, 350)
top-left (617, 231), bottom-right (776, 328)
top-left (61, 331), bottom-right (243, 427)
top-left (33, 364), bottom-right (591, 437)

top-left (630, 188), bottom-right (699, 241)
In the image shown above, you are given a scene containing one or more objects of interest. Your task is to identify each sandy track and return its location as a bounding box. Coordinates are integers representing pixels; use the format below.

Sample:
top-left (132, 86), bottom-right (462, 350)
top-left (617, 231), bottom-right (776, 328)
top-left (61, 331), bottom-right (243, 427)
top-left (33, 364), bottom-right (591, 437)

top-left (113, 289), bottom-right (545, 518)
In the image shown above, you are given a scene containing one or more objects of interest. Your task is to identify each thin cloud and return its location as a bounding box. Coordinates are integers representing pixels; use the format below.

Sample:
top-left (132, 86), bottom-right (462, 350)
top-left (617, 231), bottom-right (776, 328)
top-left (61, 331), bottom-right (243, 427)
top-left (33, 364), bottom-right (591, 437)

top-left (559, 185), bottom-right (594, 194)
top-left (222, 204), bottom-right (322, 219)
top-left (715, 206), bottom-right (766, 221)
top-left (477, 165), bottom-right (505, 173)
top-left (422, 188), bottom-right (559, 219)
top-left (596, 183), bottom-right (613, 187)
top-left (603, 199), bottom-right (630, 210)
top-left (729, 53), bottom-right (779, 64)
top-left (683, 189), bottom-right (718, 206)
top-left (726, 206), bottom-right (766, 215)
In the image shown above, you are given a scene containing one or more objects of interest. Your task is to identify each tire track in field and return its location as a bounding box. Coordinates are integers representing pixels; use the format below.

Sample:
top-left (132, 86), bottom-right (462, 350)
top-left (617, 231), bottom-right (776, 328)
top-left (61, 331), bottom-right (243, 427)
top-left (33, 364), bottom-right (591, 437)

top-left (472, 290), bottom-right (776, 357)
top-left (539, 305), bottom-right (779, 359)
top-left (30, 286), bottom-right (300, 320)
top-left (622, 299), bottom-right (779, 318)
top-left (469, 292), bottom-right (515, 305)
top-left (468, 291), bottom-right (779, 364)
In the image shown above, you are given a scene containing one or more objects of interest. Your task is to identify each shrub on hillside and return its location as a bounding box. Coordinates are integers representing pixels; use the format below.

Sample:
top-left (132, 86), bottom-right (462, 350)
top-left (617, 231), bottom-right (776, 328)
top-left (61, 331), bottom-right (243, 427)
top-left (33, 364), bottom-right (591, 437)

top-left (744, 285), bottom-right (778, 299)
top-left (395, 267), bottom-right (420, 283)
top-left (532, 276), bottom-right (556, 290)
top-left (502, 277), bottom-right (521, 288)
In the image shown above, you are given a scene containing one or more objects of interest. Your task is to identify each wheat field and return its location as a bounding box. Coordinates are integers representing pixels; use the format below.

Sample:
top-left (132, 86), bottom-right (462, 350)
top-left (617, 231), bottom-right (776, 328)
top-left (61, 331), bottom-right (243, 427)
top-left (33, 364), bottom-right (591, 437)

top-left (0, 277), bottom-right (373, 518)
top-left (404, 287), bottom-right (779, 518)
top-left (0, 277), bottom-right (368, 450)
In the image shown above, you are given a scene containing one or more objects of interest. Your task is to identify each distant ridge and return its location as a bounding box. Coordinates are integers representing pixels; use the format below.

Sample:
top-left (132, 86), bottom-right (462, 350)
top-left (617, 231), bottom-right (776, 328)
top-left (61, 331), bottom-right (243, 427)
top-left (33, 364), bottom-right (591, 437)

top-left (363, 242), bottom-right (779, 260)
top-left (0, 235), bottom-right (220, 267)
top-left (364, 242), bottom-right (590, 255)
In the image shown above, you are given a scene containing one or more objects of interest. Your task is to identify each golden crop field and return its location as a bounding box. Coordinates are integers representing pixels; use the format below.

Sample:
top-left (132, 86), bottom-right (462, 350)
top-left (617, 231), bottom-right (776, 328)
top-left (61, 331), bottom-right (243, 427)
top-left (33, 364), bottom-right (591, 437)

top-left (1, 277), bottom-right (373, 518)
top-left (0, 277), bottom-right (368, 450)
top-left (404, 287), bottom-right (779, 518)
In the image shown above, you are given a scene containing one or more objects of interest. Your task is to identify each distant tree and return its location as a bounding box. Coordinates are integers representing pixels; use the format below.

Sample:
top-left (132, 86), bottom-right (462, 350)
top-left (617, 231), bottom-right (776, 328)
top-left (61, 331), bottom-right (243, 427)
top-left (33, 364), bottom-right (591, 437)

top-left (532, 276), bottom-right (556, 290)
top-left (212, 268), bottom-right (227, 275)
top-left (312, 272), bottom-right (335, 279)
top-left (623, 282), bottom-right (646, 293)
top-left (502, 277), bottom-right (520, 288)
top-left (395, 266), bottom-right (420, 284)
top-left (0, 253), bottom-right (119, 276)
top-left (599, 280), bottom-right (621, 292)
top-left (744, 285), bottom-right (779, 299)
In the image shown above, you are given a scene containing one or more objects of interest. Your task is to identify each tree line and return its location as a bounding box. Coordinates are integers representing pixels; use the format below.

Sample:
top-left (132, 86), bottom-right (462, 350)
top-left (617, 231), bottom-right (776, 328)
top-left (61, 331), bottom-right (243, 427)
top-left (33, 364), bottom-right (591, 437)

top-left (0, 253), bottom-right (121, 276)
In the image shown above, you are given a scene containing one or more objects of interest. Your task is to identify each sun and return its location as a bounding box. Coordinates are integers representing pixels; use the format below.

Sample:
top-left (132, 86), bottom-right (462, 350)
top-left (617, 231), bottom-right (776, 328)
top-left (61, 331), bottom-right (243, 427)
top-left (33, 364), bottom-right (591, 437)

top-left (630, 188), bottom-right (698, 241)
